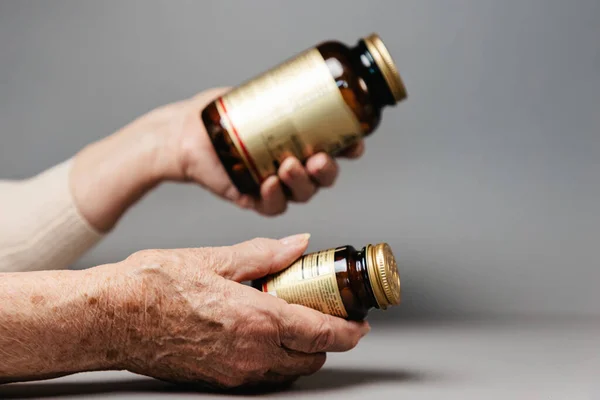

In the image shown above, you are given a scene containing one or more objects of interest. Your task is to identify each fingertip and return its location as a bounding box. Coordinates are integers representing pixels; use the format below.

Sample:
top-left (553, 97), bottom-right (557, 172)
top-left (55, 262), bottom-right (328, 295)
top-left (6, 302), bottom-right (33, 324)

top-left (269, 233), bottom-right (310, 273)
top-left (306, 153), bottom-right (338, 188)
top-left (356, 320), bottom-right (371, 337)
top-left (278, 157), bottom-right (317, 203)
top-left (326, 316), bottom-right (369, 349)
top-left (278, 158), bottom-right (307, 189)
top-left (259, 176), bottom-right (287, 216)
top-left (341, 141), bottom-right (365, 159)
top-left (306, 153), bottom-right (329, 172)
top-left (280, 157), bottom-right (301, 177)
top-left (279, 233), bottom-right (311, 247)
top-left (262, 175), bottom-right (279, 190)
top-left (261, 176), bottom-right (282, 201)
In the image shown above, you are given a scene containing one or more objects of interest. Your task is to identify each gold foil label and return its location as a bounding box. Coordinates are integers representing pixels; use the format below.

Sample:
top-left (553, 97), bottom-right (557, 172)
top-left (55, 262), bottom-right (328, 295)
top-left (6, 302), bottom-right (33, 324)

top-left (217, 48), bottom-right (362, 182)
top-left (263, 248), bottom-right (348, 318)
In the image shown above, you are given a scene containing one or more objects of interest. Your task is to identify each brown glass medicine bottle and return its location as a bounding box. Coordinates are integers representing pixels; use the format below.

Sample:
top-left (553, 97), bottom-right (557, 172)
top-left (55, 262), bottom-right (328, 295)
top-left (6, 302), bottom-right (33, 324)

top-left (252, 243), bottom-right (401, 321)
top-left (202, 33), bottom-right (408, 196)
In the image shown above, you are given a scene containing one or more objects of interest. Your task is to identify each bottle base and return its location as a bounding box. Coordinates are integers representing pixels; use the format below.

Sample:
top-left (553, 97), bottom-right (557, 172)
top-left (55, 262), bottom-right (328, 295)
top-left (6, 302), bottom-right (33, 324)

top-left (201, 102), bottom-right (262, 196)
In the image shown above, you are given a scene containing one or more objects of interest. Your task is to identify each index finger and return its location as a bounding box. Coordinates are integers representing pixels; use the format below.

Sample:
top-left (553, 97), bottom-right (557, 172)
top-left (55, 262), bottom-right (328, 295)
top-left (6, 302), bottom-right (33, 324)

top-left (277, 303), bottom-right (370, 353)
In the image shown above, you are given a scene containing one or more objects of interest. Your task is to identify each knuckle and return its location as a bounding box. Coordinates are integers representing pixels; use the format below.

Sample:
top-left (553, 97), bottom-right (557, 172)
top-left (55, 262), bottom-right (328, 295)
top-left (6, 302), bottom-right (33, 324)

top-left (312, 321), bottom-right (335, 352)
top-left (221, 249), bottom-right (235, 269)
top-left (236, 311), bottom-right (274, 334)
top-left (248, 238), bottom-right (275, 259)
top-left (210, 249), bottom-right (234, 275)
top-left (125, 249), bottom-right (162, 264)
top-left (198, 248), bottom-right (222, 268)
top-left (125, 249), bottom-right (147, 261)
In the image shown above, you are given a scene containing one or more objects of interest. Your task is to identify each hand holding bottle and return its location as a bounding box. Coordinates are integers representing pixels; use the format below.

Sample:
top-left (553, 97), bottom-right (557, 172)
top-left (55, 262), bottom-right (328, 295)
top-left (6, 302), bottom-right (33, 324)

top-left (71, 87), bottom-right (365, 232)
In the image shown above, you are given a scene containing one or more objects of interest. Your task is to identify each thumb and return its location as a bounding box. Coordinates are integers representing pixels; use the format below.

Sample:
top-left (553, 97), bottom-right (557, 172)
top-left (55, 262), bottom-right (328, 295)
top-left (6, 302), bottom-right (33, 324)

top-left (212, 234), bottom-right (310, 282)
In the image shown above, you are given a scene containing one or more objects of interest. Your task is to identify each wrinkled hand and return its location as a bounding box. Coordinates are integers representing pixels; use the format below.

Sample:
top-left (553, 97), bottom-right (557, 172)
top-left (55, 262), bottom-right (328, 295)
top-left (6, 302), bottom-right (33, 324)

top-left (155, 88), bottom-right (365, 216)
top-left (113, 234), bottom-right (369, 388)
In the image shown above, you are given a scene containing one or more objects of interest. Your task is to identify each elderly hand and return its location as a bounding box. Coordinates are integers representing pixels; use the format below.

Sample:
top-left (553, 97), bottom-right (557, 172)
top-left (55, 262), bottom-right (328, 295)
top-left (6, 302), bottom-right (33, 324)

top-left (108, 234), bottom-right (369, 388)
top-left (71, 88), bottom-right (365, 232)
top-left (0, 234), bottom-right (369, 387)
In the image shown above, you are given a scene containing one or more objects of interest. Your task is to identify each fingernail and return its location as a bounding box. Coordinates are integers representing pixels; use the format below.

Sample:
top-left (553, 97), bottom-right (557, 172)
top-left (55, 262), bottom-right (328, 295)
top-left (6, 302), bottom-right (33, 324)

top-left (280, 233), bottom-right (311, 246)
top-left (283, 158), bottom-right (298, 176)
top-left (263, 175), bottom-right (279, 188)
top-left (315, 156), bottom-right (328, 172)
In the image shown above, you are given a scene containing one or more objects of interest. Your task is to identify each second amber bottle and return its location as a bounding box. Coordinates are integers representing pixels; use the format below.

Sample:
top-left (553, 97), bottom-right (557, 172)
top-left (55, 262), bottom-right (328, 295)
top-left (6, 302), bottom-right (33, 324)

top-left (201, 33), bottom-right (407, 196)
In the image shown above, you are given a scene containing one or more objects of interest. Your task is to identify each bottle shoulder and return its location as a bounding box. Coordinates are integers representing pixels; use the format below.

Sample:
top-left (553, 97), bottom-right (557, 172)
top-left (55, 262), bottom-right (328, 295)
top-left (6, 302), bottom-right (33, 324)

top-left (316, 41), bottom-right (383, 135)
top-left (316, 40), bottom-right (353, 61)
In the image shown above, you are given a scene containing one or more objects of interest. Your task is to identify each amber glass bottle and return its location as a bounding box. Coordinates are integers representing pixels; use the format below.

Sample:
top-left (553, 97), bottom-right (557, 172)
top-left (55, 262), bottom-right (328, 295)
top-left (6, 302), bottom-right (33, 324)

top-left (252, 243), bottom-right (401, 321)
top-left (202, 33), bottom-right (407, 196)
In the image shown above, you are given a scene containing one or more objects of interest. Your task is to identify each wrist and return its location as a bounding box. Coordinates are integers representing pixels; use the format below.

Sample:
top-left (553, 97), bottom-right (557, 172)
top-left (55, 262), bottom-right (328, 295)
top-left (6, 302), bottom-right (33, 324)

top-left (94, 256), bottom-right (172, 371)
top-left (84, 262), bottom-right (146, 371)
top-left (70, 117), bottom-right (164, 232)
top-left (0, 268), bottom-right (124, 381)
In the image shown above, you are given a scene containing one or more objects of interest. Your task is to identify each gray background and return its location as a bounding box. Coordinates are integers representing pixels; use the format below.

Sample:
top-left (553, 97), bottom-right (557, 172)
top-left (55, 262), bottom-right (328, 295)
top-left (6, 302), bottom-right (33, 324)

top-left (1, 0), bottom-right (599, 321)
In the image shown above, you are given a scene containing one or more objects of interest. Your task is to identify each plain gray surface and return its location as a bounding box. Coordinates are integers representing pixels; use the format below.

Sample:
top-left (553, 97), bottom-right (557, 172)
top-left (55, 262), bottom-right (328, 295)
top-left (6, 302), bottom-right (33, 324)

top-left (1, 319), bottom-right (598, 400)
top-left (1, 1), bottom-right (599, 321)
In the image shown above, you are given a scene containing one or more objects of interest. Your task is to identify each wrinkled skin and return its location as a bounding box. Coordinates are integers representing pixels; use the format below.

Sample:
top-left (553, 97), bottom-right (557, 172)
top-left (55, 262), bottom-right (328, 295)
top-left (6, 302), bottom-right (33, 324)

top-left (111, 235), bottom-right (370, 389)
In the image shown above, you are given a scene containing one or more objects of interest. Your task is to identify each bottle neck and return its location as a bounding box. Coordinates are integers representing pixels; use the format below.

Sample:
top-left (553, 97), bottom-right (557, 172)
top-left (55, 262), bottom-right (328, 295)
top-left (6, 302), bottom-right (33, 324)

top-left (350, 40), bottom-right (397, 109)
top-left (356, 247), bottom-right (381, 309)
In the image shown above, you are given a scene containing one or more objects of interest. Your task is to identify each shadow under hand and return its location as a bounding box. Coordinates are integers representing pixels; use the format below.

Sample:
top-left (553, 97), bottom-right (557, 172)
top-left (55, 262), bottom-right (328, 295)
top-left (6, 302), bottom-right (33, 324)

top-left (0, 378), bottom-right (171, 399)
top-left (0, 368), bottom-right (432, 398)
top-left (292, 367), bottom-right (430, 393)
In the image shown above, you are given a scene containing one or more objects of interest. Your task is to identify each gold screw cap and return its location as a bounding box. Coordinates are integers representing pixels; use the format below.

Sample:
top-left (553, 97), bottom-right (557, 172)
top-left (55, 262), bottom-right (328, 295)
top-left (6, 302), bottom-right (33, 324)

top-left (363, 33), bottom-right (408, 103)
top-left (366, 243), bottom-right (402, 309)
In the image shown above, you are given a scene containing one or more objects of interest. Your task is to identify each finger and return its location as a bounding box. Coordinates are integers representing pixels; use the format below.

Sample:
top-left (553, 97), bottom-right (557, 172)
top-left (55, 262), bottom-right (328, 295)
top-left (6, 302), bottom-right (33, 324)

top-left (278, 158), bottom-right (318, 203)
top-left (211, 234), bottom-right (310, 281)
top-left (234, 194), bottom-right (256, 210)
top-left (271, 350), bottom-right (326, 377)
top-left (278, 304), bottom-right (371, 353)
top-left (256, 176), bottom-right (288, 216)
top-left (196, 161), bottom-right (243, 204)
top-left (305, 153), bottom-right (339, 188)
top-left (339, 140), bottom-right (365, 159)
top-left (182, 86), bottom-right (245, 204)
top-left (188, 87), bottom-right (233, 108)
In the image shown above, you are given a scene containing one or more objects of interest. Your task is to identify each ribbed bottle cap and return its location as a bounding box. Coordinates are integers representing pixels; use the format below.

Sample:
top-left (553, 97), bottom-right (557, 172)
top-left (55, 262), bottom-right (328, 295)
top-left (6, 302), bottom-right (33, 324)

top-left (366, 243), bottom-right (401, 309)
top-left (363, 33), bottom-right (408, 103)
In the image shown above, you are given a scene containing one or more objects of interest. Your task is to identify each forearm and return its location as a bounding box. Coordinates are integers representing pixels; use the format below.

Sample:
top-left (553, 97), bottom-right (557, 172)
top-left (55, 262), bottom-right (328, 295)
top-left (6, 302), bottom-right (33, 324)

top-left (0, 161), bottom-right (102, 273)
top-left (0, 105), bottom-right (174, 273)
top-left (70, 114), bottom-right (169, 232)
top-left (0, 264), bottom-right (127, 383)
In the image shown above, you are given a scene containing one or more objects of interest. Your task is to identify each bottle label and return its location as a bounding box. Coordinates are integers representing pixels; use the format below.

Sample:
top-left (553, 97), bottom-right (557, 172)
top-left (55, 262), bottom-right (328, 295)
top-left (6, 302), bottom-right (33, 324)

top-left (262, 248), bottom-right (348, 318)
top-left (216, 48), bottom-right (362, 183)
